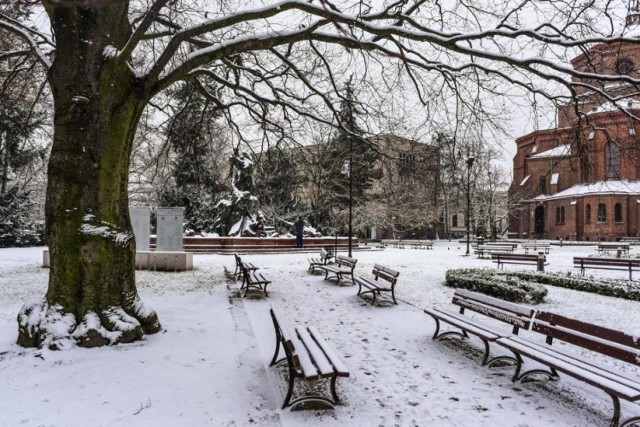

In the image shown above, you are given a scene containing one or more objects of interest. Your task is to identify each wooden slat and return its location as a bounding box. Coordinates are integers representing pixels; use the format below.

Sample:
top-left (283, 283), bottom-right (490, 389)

top-left (270, 306), bottom-right (296, 353)
top-left (296, 327), bottom-right (334, 377)
top-left (497, 337), bottom-right (640, 400)
top-left (289, 333), bottom-right (319, 379)
top-left (307, 326), bottom-right (349, 376)
top-left (505, 335), bottom-right (640, 391)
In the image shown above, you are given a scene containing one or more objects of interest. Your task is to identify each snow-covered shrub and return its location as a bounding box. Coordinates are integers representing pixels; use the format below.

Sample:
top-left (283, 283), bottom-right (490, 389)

top-left (445, 269), bottom-right (548, 303)
top-left (498, 270), bottom-right (640, 301)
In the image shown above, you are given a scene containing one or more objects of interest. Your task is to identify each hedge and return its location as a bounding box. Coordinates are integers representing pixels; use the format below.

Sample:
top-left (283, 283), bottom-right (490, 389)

top-left (445, 268), bottom-right (640, 303)
top-left (445, 269), bottom-right (547, 303)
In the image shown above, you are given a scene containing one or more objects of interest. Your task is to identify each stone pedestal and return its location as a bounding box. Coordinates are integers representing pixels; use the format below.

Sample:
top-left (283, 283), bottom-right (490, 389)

top-left (135, 251), bottom-right (193, 271)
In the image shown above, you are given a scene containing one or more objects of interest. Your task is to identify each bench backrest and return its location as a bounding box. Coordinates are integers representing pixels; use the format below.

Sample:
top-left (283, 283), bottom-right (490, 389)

top-left (533, 311), bottom-right (640, 366)
top-left (573, 257), bottom-right (640, 266)
top-left (491, 253), bottom-right (541, 261)
top-left (335, 255), bottom-right (357, 268)
top-left (234, 253), bottom-right (242, 266)
top-left (477, 245), bottom-right (512, 250)
top-left (372, 263), bottom-right (399, 284)
top-left (452, 289), bottom-right (535, 331)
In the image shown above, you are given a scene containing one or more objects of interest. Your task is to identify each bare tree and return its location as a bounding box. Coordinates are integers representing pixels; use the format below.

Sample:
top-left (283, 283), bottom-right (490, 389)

top-left (2, 0), bottom-right (639, 348)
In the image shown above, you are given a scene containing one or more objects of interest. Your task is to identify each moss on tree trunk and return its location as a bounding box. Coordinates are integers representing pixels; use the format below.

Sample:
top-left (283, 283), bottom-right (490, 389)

top-left (17, 2), bottom-right (161, 349)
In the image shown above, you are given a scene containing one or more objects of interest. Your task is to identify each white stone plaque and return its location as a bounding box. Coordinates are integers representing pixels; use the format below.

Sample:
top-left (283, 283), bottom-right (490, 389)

top-left (130, 207), bottom-right (151, 252)
top-left (157, 207), bottom-right (184, 251)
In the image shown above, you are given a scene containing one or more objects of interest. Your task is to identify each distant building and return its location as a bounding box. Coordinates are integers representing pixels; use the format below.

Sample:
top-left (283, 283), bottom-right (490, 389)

top-left (508, 7), bottom-right (640, 241)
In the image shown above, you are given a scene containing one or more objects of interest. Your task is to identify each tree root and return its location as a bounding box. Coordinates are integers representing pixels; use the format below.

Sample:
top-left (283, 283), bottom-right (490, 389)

top-left (17, 297), bottom-right (162, 350)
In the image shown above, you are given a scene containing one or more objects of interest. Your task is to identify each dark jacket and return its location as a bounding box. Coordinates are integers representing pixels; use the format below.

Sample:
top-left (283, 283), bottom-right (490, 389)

top-left (294, 218), bottom-right (305, 235)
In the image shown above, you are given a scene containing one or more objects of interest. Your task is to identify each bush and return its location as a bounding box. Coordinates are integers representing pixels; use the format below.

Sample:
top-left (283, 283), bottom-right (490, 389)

top-left (445, 269), bottom-right (548, 303)
top-left (445, 268), bottom-right (640, 303)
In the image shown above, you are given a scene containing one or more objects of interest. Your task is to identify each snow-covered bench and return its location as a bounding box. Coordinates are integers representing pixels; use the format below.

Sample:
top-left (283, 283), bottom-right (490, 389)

top-left (269, 305), bottom-right (350, 409)
top-left (233, 253), bottom-right (257, 279)
top-left (474, 244), bottom-right (514, 258)
top-left (423, 289), bottom-right (535, 366)
top-left (234, 254), bottom-right (270, 297)
top-left (409, 240), bottom-right (434, 249)
top-left (491, 253), bottom-right (546, 271)
top-left (522, 243), bottom-right (551, 254)
top-left (597, 242), bottom-right (630, 255)
top-left (318, 254), bottom-right (357, 284)
top-left (307, 248), bottom-right (334, 273)
top-left (354, 264), bottom-right (400, 305)
top-left (496, 310), bottom-right (640, 427)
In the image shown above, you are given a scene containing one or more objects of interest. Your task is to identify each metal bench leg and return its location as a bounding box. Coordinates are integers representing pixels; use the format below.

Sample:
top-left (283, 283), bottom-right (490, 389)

top-left (330, 375), bottom-right (341, 404)
top-left (608, 393), bottom-right (621, 427)
top-left (282, 371), bottom-right (296, 409)
top-left (391, 287), bottom-right (397, 305)
top-left (620, 415), bottom-right (640, 427)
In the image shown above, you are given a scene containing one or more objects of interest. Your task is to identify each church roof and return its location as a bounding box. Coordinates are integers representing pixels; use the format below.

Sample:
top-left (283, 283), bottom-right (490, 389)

top-left (531, 180), bottom-right (640, 201)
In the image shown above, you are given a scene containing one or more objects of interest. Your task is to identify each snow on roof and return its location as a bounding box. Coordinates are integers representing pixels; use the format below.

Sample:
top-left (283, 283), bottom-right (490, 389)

top-left (529, 144), bottom-right (572, 159)
top-left (531, 180), bottom-right (640, 201)
top-left (550, 173), bottom-right (559, 185)
top-left (587, 100), bottom-right (640, 115)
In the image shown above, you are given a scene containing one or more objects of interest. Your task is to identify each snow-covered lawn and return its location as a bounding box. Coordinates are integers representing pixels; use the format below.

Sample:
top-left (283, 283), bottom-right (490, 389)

top-left (1, 243), bottom-right (639, 426)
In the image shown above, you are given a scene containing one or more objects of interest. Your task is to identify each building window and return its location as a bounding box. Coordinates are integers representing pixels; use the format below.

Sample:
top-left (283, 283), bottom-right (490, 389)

top-left (605, 142), bottom-right (621, 179)
top-left (399, 152), bottom-right (415, 175)
top-left (539, 176), bottom-right (546, 194)
top-left (615, 203), bottom-right (623, 222)
top-left (561, 206), bottom-right (565, 224)
top-left (452, 214), bottom-right (458, 228)
top-left (597, 203), bottom-right (607, 223)
top-left (586, 204), bottom-right (591, 224)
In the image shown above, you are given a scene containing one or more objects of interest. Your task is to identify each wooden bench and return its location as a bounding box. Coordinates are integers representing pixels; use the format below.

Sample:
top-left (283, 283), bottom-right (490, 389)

top-left (240, 262), bottom-right (271, 297)
top-left (598, 243), bottom-right (630, 256)
top-left (409, 240), bottom-right (434, 249)
top-left (319, 254), bottom-right (358, 284)
top-left (475, 245), bottom-right (514, 258)
top-left (573, 256), bottom-right (640, 280)
top-left (491, 253), bottom-right (546, 271)
top-left (522, 243), bottom-right (551, 254)
top-left (354, 264), bottom-right (400, 305)
top-left (496, 311), bottom-right (640, 427)
top-left (233, 253), bottom-right (257, 279)
top-left (423, 289), bottom-right (535, 366)
top-left (269, 306), bottom-right (350, 409)
top-left (621, 236), bottom-right (640, 243)
top-left (307, 248), bottom-right (334, 273)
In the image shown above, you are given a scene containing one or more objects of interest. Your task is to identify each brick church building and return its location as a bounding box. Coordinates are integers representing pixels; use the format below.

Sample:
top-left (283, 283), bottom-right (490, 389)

top-left (508, 7), bottom-right (640, 241)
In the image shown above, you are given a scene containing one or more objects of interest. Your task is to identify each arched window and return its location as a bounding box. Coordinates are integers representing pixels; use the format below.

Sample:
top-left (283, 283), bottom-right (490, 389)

top-left (597, 203), bottom-right (607, 223)
top-left (606, 142), bottom-right (621, 179)
top-left (452, 214), bottom-right (458, 227)
top-left (615, 203), bottom-right (623, 222)
top-left (561, 207), bottom-right (565, 224)
top-left (586, 204), bottom-right (591, 224)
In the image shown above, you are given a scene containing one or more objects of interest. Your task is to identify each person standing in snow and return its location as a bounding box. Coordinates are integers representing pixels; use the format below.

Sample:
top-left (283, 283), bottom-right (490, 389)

top-left (294, 216), bottom-right (305, 248)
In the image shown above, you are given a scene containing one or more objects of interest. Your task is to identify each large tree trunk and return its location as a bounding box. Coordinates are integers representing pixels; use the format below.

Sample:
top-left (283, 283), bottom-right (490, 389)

top-left (17, 1), bottom-right (161, 349)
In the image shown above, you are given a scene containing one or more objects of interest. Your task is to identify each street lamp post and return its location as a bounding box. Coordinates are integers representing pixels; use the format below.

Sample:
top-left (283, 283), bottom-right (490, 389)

top-left (465, 156), bottom-right (476, 256)
top-left (348, 136), bottom-right (353, 257)
top-left (488, 170), bottom-right (494, 242)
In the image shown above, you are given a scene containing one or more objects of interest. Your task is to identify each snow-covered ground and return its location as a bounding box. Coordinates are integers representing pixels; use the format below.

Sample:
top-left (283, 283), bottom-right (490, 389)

top-left (1, 243), bottom-right (639, 427)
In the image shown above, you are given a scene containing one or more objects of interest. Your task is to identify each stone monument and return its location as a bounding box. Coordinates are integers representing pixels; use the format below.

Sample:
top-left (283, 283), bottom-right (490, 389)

top-left (130, 206), bottom-right (151, 251)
